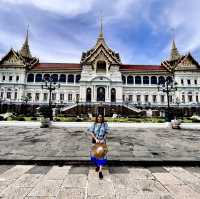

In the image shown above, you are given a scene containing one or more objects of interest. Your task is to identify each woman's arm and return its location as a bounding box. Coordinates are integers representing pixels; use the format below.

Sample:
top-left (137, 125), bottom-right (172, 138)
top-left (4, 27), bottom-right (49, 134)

top-left (88, 123), bottom-right (99, 143)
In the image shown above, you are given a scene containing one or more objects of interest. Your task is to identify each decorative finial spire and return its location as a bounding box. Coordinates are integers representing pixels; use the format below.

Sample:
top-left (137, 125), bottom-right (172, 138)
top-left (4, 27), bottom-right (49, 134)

top-left (169, 39), bottom-right (180, 61)
top-left (169, 28), bottom-right (180, 61)
top-left (99, 15), bottom-right (104, 38)
top-left (20, 24), bottom-right (32, 58)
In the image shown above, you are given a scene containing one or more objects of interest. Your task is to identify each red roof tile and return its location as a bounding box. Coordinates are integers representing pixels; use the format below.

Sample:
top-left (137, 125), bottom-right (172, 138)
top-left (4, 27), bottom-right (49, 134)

top-left (32, 63), bottom-right (81, 71)
top-left (120, 64), bottom-right (166, 71)
top-left (31, 63), bottom-right (167, 72)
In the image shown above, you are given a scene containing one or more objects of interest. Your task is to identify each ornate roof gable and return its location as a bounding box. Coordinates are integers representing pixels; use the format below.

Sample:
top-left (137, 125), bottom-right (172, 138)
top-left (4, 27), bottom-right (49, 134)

top-left (0, 48), bottom-right (24, 66)
top-left (0, 28), bottom-right (39, 69)
top-left (81, 17), bottom-right (121, 65)
top-left (176, 53), bottom-right (200, 71)
top-left (161, 40), bottom-right (200, 73)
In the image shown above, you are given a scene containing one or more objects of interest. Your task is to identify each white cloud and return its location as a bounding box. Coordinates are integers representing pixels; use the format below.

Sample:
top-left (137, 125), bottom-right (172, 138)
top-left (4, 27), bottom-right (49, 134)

top-left (157, 0), bottom-right (200, 55)
top-left (1, 0), bottom-right (96, 16)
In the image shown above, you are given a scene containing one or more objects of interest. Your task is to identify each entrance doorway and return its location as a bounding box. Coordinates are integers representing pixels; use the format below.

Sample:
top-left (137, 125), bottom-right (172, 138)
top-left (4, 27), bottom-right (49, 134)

top-left (97, 87), bottom-right (105, 102)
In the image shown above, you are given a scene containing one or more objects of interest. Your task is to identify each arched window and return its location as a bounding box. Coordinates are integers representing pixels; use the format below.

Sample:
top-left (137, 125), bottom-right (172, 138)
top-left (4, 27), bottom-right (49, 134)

top-left (68, 74), bottom-right (74, 83)
top-left (59, 74), bottom-right (66, 83)
top-left (76, 75), bottom-right (81, 83)
top-left (127, 76), bottom-right (134, 84)
top-left (151, 76), bottom-right (157, 85)
top-left (35, 74), bottom-right (42, 82)
top-left (86, 88), bottom-right (91, 102)
top-left (97, 61), bottom-right (106, 73)
top-left (135, 76), bottom-right (141, 84)
top-left (43, 74), bottom-right (50, 81)
top-left (27, 74), bottom-right (34, 82)
top-left (158, 76), bottom-right (165, 84)
top-left (122, 76), bottom-right (126, 84)
top-left (51, 74), bottom-right (58, 82)
top-left (143, 76), bottom-right (149, 85)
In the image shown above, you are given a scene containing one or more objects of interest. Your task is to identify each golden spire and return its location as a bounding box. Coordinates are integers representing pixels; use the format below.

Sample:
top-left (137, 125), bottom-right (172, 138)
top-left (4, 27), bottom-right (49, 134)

top-left (170, 40), bottom-right (180, 61)
top-left (169, 28), bottom-right (180, 61)
top-left (20, 24), bottom-right (32, 58)
top-left (99, 15), bottom-right (104, 38)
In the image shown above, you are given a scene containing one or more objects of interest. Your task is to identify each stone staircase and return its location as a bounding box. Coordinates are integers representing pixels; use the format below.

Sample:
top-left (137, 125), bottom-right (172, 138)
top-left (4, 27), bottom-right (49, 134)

top-left (60, 104), bottom-right (77, 112)
top-left (123, 104), bottom-right (142, 113)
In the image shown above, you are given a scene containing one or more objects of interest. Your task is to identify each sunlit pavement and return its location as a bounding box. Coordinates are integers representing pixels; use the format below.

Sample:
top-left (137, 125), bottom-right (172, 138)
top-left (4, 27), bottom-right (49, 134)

top-left (0, 165), bottom-right (200, 198)
top-left (0, 126), bottom-right (200, 164)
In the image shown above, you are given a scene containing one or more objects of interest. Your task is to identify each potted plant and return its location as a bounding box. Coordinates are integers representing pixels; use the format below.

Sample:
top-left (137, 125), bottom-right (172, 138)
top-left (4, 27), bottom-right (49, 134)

top-left (39, 105), bottom-right (52, 128)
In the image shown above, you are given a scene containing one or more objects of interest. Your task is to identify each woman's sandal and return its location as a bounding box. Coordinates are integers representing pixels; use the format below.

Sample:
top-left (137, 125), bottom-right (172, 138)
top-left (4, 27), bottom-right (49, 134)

top-left (95, 166), bottom-right (100, 172)
top-left (99, 171), bottom-right (103, 179)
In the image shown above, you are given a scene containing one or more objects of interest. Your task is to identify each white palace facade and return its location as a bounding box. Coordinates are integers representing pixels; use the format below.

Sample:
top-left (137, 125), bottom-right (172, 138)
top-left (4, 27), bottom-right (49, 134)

top-left (0, 25), bottom-right (200, 115)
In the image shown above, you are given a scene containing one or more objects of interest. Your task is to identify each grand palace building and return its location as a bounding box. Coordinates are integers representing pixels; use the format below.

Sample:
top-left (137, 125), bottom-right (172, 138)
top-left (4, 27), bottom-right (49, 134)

top-left (0, 24), bottom-right (200, 116)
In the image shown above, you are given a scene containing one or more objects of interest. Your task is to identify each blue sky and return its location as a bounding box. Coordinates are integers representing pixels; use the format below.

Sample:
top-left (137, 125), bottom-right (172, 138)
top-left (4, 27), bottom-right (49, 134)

top-left (0, 0), bottom-right (200, 64)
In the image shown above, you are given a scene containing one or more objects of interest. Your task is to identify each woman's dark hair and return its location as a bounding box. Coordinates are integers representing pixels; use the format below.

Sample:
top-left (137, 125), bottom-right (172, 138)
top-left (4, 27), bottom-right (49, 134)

top-left (95, 114), bottom-right (105, 123)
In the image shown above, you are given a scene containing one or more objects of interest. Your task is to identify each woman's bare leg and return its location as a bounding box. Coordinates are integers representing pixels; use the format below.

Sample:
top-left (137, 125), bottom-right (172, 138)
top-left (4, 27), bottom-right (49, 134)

top-left (99, 165), bottom-right (102, 172)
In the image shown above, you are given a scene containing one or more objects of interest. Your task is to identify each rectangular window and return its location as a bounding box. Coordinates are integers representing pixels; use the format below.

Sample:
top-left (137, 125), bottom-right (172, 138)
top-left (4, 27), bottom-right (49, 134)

top-left (187, 79), bottom-right (191, 85)
top-left (195, 80), bottom-right (197, 85)
top-left (196, 95), bottom-right (199, 103)
top-left (136, 95), bottom-right (141, 102)
top-left (52, 93), bottom-right (56, 101)
top-left (35, 93), bottom-right (40, 101)
top-left (123, 95), bottom-right (125, 101)
top-left (182, 95), bottom-right (185, 103)
top-left (9, 76), bottom-right (12, 81)
top-left (0, 92), bottom-right (3, 98)
top-left (16, 76), bottom-right (19, 81)
top-left (161, 95), bottom-right (165, 103)
top-left (153, 95), bottom-right (157, 103)
top-left (181, 79), bottom-right (184, 85)
top-left (43, 93), bottom-right (48, 101)
top-left (76, 94), bottom-right (80, 102)
top-left (128, 95), bottom-right (133, 102)
top-left (14, 92), bottom-right (17, 100)
top-left (7, 92), bottom-right (11, 99)
top-left (3, 76), bottom-right (5, 81)
top-left (144, 95), bottom-right (149, 103)
top-left (60, 93), bottom-right (64, 101)
top-left (68, 93), bottom-right (72, 102)
top-left (169, 96), bottom-right (172, 103)
top-left (188, 95), bottom-right (192, 102)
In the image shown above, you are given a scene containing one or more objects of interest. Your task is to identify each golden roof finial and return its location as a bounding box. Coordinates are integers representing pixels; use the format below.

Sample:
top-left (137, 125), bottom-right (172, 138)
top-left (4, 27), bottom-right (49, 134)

top-left (99, 12), bottom-right (104, 38)
top-left (20, 24), bottom-right (32, 58)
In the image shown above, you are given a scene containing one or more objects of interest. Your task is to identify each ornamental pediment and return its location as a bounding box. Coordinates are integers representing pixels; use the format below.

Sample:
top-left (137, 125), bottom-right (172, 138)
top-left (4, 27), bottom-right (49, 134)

top-left (83, 44), bottom-right (121, 65)
top-left (176, 54), bottom-right (200, 70)
top-left (0, 49), bottom-right (24, 66)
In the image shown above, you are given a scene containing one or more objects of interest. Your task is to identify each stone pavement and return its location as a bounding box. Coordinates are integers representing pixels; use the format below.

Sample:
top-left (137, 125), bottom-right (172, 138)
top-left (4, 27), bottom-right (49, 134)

top-left (0, 126), bottom-right (200, 164)
top-left (0, 165), bottom-right (200, 198)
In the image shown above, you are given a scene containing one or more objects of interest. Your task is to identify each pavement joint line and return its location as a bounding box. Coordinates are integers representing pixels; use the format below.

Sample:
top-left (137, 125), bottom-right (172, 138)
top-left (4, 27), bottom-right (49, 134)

top-left (0, 160), bottom-right (200, 167)
top-left (0, 121), bottom-right (200, 129)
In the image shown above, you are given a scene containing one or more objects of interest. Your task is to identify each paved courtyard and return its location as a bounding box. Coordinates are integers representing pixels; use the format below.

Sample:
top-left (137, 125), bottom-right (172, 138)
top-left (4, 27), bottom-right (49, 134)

top-left (0, 165), bottom-right (200, 198)
top-left (0, 126), bottom-right (199, 162)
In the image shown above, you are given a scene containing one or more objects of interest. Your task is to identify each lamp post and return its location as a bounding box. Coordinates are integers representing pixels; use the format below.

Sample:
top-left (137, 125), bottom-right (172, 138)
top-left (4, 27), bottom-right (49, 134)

top-left (75, 96), bottom-right (79, 116)
top-left (0, 97), bottom-right (2, 114)
top-left (158, 76), bottom-right (177, 122)
top-left (42, 77), bottom-right (60, 121)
